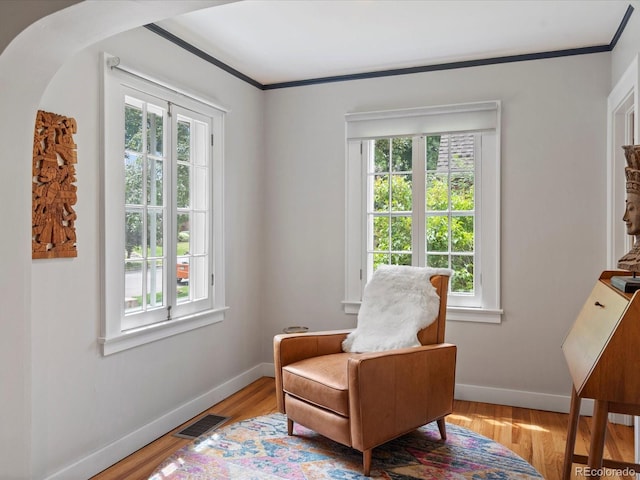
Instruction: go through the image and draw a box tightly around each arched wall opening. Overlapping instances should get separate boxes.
[0,2,231,477]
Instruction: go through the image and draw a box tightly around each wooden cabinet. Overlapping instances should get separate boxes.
[561,271,640,479]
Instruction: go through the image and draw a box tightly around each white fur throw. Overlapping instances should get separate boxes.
[342,266,452,353]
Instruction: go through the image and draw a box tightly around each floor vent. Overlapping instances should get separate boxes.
[174,414,230,440]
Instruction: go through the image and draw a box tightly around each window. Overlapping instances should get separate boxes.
[100,55,227,354]
[345,102,502,323]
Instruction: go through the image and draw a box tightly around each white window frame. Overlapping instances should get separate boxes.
[344,101,503,323]
[99,54,228,355]
[607,54,639,269]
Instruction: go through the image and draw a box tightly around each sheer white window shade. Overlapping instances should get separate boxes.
[345,101,500,139]
[344,101,502,323]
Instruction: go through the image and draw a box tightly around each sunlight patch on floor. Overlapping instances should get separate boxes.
[447,414,471,422]
[515,422,549,432]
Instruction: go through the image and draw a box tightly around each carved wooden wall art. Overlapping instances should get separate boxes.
[32,110,78,259]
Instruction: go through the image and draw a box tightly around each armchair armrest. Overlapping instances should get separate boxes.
[273,329,352,412]
[347,343,457,451]
[274,329,353,367]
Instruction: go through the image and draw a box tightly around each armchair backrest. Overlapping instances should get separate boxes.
[416,274,449,346]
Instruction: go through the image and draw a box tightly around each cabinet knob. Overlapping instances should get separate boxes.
[594,301,605,308]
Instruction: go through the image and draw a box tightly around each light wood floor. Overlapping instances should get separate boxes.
[92,377,636,480]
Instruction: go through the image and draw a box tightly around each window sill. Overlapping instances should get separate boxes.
[98,307,229,355]
[342,301,502,324]
[446,306,503,323]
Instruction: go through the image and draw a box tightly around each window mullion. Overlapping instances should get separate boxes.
[474,132,482,293]
[413,136,426,267]
[167,103,177,313]
[361,140,372,285]
[189,118,196,303]
[447,145,453,269]
[387,141,392,265]
[141,103,149,311]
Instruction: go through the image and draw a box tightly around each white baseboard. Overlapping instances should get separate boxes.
[44,363,272,480]
[456,384,636,425]
[454,383,595,416]
[260,362,275,378]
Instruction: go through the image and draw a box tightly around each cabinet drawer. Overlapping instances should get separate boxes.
[562,281,628,393]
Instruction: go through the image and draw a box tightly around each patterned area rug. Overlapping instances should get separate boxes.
[149,413,543,479]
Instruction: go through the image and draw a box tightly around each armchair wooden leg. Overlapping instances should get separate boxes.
[287,418,294,436]
[437,418,447,440]
[363,449,372,476]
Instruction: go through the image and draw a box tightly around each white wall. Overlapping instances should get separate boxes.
[262,53,610,409]
[30,25,264,480]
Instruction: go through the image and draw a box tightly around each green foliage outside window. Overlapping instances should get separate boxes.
[371,135,476,293]
[124,104,193,259]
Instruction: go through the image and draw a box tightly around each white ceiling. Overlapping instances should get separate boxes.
[156,0,632,86]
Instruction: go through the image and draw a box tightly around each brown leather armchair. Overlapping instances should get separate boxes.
[273,274,456,476]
